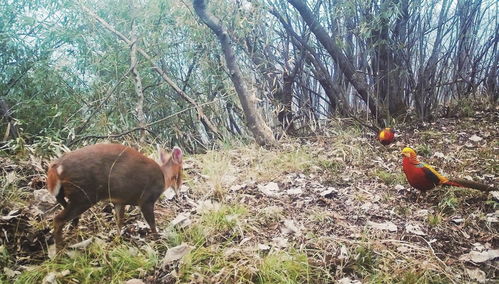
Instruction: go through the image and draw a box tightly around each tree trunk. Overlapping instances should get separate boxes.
[193,0,275,146]
[129,0,146,142]
[486,49,498,102]
[270,9,344,116]
[0,98,18,140]
[287,0,385,122]
[414,0,450,120]
[244,36,295,134]
[368,0,407,117]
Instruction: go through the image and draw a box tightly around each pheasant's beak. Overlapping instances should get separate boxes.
[401,151,411,157]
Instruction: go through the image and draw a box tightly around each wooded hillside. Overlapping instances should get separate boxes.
[0,1,497,283]
[1,0,497,150]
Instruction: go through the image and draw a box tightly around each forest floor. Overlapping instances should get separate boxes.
[0,106,498,283]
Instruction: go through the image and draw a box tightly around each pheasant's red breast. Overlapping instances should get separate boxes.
[402,157,441,191]
[401,147,450,191]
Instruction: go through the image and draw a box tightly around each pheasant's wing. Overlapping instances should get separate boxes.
[416,163,444,185]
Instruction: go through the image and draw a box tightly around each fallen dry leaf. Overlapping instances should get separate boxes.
[161,243,193,266]
[258,244,270,251]
[490,191,499,201]
[286,187,303,195]
[170,212,191,228]
[124,279,145,284]
[163,188,176,200]
[405,223,426,236]
[3,267,21,278]
[337,277,362,284]
[469,135,483,142]
[258,182,280,197]
[433,152,445,158]
[459,249,499,263]
[281,219,302,236]
[42,270,70,284]
[68,238,94,249]
[196,200,221,214]
[465,268,486,283]
[367,221,398,232]
[338,245,349,260]
[272,237,288,248]
[319,187,337,198]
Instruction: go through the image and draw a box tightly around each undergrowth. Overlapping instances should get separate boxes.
[14,242,157,284]
[2,113,497,283]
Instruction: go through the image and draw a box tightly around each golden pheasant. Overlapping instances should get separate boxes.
[401,147,496,192]
[378,128,395,145]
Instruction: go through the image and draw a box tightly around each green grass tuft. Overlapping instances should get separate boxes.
[14,243,157,284]
[257,249,312,283]
[373,170,403,185]
[437,192,460,213]
[427,213,443,227]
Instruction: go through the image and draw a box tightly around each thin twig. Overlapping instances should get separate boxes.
[69,97,226,146]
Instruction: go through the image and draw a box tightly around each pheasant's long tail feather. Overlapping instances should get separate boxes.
[445,178,497,192]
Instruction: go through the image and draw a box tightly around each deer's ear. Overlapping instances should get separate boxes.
[159,149,170,164]
[171,147,183,164]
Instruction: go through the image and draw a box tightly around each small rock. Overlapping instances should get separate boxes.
[416,209,430,217]
[464,142,474,148]
[179,184,189,193]
[360,202,372,210]
[42,270,70,284]
[42,272,57,284]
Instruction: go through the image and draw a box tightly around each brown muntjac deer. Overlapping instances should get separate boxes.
[46,143,183,251]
